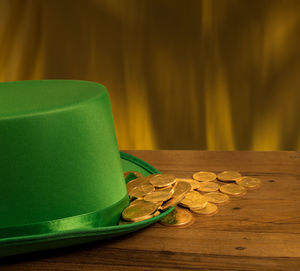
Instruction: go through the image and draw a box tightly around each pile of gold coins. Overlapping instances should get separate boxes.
[120,171,261,227]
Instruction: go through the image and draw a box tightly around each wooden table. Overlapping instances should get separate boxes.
[1,151,300,270]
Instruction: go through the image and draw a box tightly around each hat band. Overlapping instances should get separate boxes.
[0,195,129,240]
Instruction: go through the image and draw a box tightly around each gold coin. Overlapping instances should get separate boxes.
[172,181,192,198]
[128,183,154,198]
[204,192,230,204]
[145,173,161,179]
[153,210,161,216]
[235,176,261,189]
[175,178,201,190]
[126,177,150,192]
[130,214,154,222]
[160,207,194,227]
[140,200,163,210]
[193,171,216,182]
[124,171,143,179]
[149,174,176,188]
[129,199,144,205]
[156,185,174,191]
[219,183,246,196]
[122,200,157,222]
[160,193,186,210]
[144,186,174,202]
[153,201,164,208]
[180,191,208,209]
[190,202,218,216]
[217,171,242,182]
[197,182,219,192]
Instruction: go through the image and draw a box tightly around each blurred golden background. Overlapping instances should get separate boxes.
[0,0,300,150]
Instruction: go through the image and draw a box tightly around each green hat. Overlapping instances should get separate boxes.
[0,80,173,257]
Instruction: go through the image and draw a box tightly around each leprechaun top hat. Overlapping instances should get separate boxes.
[0,80,173,257]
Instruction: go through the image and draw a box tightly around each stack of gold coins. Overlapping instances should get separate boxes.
[119,173,192,225]
[120,170,262,227]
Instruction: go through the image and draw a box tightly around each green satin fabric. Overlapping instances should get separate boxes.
[0,152,173,258]
[0,150,161,240]
[0,151,159,240]
[0,195,129,239]
[0,80,128,228]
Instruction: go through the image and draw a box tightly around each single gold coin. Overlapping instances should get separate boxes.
[142,200,163,210]
[204,192,230,204]
[129,199,144,205]
[144,186,174,202]
[122,200,157,222]
[153,201,164,208]
[180,191,208,209]
[124,171,143,179]
[217,171,242,182]
[160,193,186,210]
[190,202,218,216]
[126,177,150,192]
[219,183,246,196]
[153,210,161,216]
[175,178,201,190]
[145,173,161,179]
[235,176,261,189]
[197,182,219,192]
[149,174,177,188]
[130,214,154,222]
[156,185,174,191]
[128,183,154,198]
[160,207,194,227]
[172,181,192,199]
[193,171,216,182]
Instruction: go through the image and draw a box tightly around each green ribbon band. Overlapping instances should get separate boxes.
[0,195,129,239]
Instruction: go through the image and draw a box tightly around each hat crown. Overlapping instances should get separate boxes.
[0,80,105,117]
[0,80,128,228]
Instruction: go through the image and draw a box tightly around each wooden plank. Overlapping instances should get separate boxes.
[102,227,300,257]
[2,247,300,271]
[1,151,300,270]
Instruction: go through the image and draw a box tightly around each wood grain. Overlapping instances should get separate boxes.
[1,151,300,270]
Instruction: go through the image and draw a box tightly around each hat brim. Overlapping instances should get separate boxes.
[0,152,174,257]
